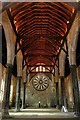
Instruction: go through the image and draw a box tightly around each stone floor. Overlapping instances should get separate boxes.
[1,108,80,120]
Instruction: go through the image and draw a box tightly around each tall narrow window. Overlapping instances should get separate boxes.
[36,67,38,72]
[43,67,46,72]
[39,66,42,72]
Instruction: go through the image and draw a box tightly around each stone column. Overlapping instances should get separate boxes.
[11,76,16,108]
[2,11,16,117]
[70,65,80,115]
[15,76,22,111]
[22,82,26,109]
[59,49,67,112]
[22,66,27,109]
[0,64,2,112]
[55,82,59,108]
[68,50,80,115]
[55,63,59,108]
[15,43,23,111]
[67,12,80,115]
[60,76,66,107]
[2,64,13,116]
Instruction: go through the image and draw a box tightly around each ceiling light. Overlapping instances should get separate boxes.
[10,8,11,12]
[57,49,59,53]
[16,27,18,31]
[72,8,75,13]
[61,40,63,44]
[14,20,17,24]
[67,21,69,24]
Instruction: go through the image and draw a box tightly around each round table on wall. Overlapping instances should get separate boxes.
[32,73,49,91]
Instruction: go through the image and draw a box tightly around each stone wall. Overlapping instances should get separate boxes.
[7,66,80,109]
[21,73,56,108]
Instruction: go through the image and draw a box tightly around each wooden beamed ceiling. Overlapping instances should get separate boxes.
[2,2,77,73]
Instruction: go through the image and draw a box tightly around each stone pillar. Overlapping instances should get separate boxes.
[22,66,27,109]
[55,82,59,108]
[55,63,59,108]
[0,64,2,112]
[2,11,16,65]
[15,43,23,111]
[2,11,16,117]
[58,77,61,108]
[59,49,67,112]
[15,76,22,111]
[60,76,66,107]
[70,65,80,115]
[67,77,73,109]
[68,50,80,115]
[2,64,13,116]
[11,76,16,108]
[22,82,26,109]
[67,12,80,115]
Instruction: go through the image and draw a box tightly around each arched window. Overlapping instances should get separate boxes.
[43,67,46,72]
[39,66,42,72]
[36,67,39,72]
